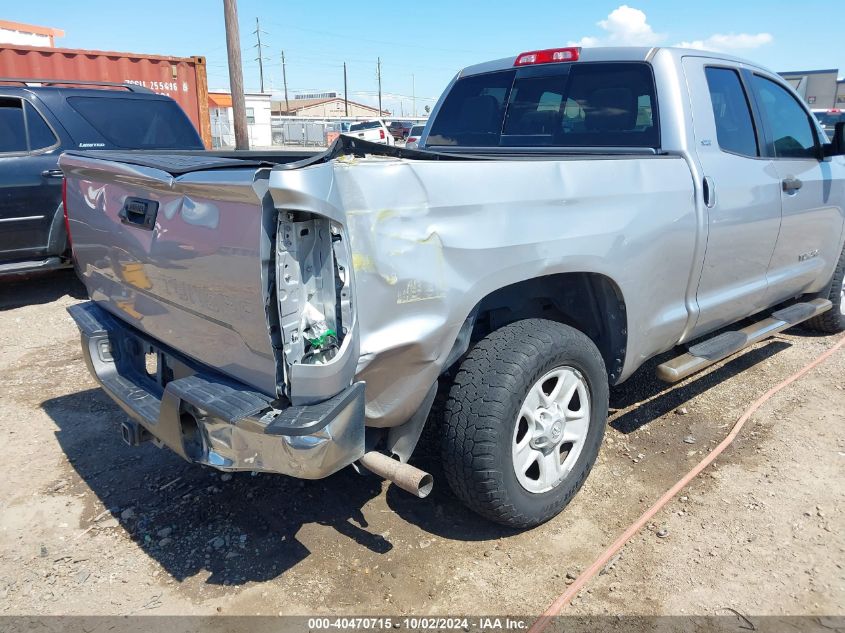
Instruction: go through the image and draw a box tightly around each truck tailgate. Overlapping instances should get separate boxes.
[60,152,279,396]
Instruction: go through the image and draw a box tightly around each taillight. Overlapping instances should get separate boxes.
[380,129,385,139]
[407,137,417,143]
[514,47,580,66]
[61,176,71,247]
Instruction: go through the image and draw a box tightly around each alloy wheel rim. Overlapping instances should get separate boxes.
[512,366,591,494]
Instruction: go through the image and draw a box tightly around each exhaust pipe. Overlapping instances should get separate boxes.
[359,451,433,498]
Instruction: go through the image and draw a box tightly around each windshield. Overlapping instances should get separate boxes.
[67,96,203,149]
[409,125,426,136]
[350,121,381,131]
[427,62,659,149]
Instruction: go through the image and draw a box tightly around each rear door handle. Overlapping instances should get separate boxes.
[703,175,716,208]
[41,169,64,179]
[782,177,803,193]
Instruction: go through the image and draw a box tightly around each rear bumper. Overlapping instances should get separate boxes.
[68,301,365,479]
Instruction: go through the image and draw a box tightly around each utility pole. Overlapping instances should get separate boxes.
[254,17,265,93]
[376,57,382,116]
[343,62,349,116]
[412,73,415,117]
[223,0,249,149]
[281,50,289,113]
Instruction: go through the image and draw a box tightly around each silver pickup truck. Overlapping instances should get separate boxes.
[60,46,845,528]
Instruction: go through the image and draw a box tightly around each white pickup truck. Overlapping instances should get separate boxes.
[60,46,845,528]
[343,119,395,145]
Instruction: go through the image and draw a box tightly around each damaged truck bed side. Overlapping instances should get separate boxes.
[60,46,845,527]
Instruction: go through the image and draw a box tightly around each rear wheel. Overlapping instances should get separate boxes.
[807,245,845,333]
[440,319,608,528]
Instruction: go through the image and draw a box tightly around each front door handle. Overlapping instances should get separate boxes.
[782,177,803,193]
[41,169,64,179]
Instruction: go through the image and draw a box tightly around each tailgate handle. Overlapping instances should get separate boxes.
[119,198,159,230]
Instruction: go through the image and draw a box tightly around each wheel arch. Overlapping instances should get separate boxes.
[443,272,628,384]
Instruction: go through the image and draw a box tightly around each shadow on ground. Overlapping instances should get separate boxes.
[39,324,809,586]
[0,269,86,310]
[608,339,792,434]
[41,388,394,587]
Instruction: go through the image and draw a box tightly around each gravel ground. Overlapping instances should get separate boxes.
[0,270,842,619]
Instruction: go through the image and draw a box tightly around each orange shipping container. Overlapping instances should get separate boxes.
[0,44,211,147]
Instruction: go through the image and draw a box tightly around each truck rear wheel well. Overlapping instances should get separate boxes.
[458,273,627,383]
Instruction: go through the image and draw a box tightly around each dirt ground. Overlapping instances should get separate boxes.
[0,271,843,621]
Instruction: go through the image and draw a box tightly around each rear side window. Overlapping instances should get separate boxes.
[0,98,27,152]
[751,76,817,159]
[67,96,203,149]
[704,67,758,157]
[427,62,658,148]
[426,70,515,146]
[25,102,58,150]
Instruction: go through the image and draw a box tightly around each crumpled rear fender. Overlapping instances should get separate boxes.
[270,154,697,428]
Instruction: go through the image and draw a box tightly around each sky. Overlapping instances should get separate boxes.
[6,1,845,116]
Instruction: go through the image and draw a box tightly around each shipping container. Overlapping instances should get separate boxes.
[0,44,211,147]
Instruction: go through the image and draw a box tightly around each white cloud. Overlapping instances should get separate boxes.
[568,5,773,54]
[569,5,664,47]
[676,32,774,52]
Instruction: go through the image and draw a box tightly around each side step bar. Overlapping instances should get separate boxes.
[656,298,832,383]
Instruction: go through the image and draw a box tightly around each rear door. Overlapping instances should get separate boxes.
[0,96,63,260]
[682,57,783,335]
[748,73,845,305]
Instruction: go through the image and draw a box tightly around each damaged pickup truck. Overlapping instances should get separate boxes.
[61,46,845,528]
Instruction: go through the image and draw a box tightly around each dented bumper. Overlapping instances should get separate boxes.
[68,301,365,479]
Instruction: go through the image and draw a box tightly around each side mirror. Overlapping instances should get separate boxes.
[823,121,845,157]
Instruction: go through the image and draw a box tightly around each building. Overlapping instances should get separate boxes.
[208,91,272,148]
[779,69,845,109]
[272,96,389,118]
[0,20,64,47]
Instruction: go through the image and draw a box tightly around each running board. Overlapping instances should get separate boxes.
[656,298,832,383]
[0,256,68,276]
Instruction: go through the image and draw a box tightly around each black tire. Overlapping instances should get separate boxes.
[440,319,608,528]
[807,245,845,333]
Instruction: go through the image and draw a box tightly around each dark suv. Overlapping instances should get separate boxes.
[0,79,204,276]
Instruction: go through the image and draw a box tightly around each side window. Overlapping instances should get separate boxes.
[704,67,759,157]
[425,70,515,147]
[751,75,817,159]
[0,97,27,153]
[24,102,58,150]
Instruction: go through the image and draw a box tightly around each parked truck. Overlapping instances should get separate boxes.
[60,46,845,528]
